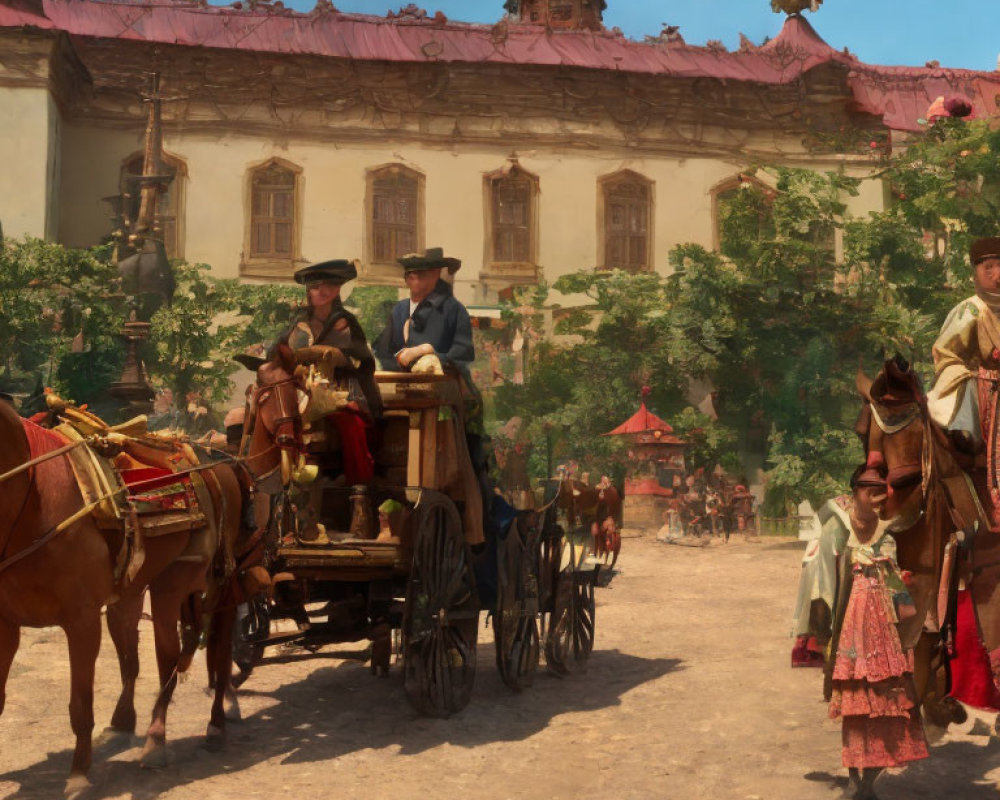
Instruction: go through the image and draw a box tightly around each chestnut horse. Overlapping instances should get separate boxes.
[0,346,302,795]
[0,398,115,797]
[554,477,622,566]
[103,344,304,765]
[856,357,1000,723]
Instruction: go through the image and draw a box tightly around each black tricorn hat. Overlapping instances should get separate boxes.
[294,259,358,285]
[970,237,1000,265]
[397,247,461,274]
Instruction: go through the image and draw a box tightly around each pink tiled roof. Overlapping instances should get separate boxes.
[2,0,999,131]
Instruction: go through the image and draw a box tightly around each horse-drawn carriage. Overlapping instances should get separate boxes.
[239,353,606,715]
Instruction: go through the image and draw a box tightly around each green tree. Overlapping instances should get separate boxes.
[0,237,125,406]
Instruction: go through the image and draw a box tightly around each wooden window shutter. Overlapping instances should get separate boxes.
[604,178,649,272]
[249,163,296,260]
[371,169,419,263]
[491,175,533,264]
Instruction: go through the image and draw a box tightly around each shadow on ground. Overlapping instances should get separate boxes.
[804,736,1000,800]
[1,647,682,800]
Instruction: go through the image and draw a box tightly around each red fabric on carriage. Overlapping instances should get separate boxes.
[331,410,374,485]
[949,589,1000,711]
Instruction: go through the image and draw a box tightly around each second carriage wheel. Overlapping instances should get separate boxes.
[493,516,541,691]
[543,541,598,676]
[402,493,480,717]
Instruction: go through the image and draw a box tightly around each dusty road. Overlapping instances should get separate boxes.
[2,535,998,800]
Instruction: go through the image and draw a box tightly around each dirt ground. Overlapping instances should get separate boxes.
[2,534,999,800]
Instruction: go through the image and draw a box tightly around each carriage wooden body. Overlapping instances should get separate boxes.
[243,370,601,716]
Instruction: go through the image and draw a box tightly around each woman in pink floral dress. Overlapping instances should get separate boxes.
[825,466,928,800]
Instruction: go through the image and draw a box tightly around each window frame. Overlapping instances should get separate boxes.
[597,169,654,273]
[240,157,304,280]
[710,173,776,256]
[482,162,540,285]
[361,163,426,285]
[120,150,187,261]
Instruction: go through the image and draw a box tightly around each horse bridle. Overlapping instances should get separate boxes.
[239,374,305,484]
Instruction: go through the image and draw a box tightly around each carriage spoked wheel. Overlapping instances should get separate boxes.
[493,516,541,691]
[543,538,598,676]
[402,493,480,717]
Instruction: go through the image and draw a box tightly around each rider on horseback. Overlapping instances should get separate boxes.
[927,236,1000,528]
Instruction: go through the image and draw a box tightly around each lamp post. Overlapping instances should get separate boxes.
[106,72,175,414]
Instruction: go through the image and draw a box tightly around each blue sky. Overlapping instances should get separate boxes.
[279,0,1000,71]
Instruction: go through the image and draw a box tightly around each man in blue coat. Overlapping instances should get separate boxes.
[374,247,474,374]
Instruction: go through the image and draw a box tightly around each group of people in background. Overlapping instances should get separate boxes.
[663,472,756,541]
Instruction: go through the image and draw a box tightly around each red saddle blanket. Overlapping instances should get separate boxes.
[119,467,199,514]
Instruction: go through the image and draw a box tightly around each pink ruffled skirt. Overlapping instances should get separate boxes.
[829,569,929,769]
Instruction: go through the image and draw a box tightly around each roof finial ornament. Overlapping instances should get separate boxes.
[770,0,822,13]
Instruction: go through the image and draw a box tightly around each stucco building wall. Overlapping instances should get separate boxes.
[55,120,887,303]
[1,85,60,240]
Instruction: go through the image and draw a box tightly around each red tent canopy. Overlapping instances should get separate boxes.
[604,402,684,443]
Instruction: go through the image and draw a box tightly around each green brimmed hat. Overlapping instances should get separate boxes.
[397,247,461,275]
[294,259,358,285]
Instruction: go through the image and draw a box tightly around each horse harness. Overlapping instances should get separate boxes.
[0,378,302,579]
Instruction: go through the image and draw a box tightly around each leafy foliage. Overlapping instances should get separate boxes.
[495,123,994,509]
[0,237,124,407]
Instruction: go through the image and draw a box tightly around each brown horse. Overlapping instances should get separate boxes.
[857,357,1000,723]
[554,476,622,565]
[103,344,304,764]
[0,399,116,798]
[0,346,302,794]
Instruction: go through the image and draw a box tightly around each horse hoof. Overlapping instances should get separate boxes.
[139,740,169,769]
[224,696,242,723]
[65,774,90,800]
[204,725,226,752]
[96,726,135,747]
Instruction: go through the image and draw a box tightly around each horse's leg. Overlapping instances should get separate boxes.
[105,592,143,735]
[205,604,236,749]
[140,563,204,768]
[63,609,101,798]
[911,632,935,707]
[0,617,19,718]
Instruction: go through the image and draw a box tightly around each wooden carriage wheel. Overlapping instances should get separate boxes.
[540,498,599,676]
[543,548,597,676]
[402,493,480,717]
[493,516,541,691]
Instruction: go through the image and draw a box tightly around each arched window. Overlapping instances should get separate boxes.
[600,170,653,272]
[120,152,186,259]
[240,158,303,278]
[484,162,539,281]
[712,174,776,261]
[249,161,297,260]
[712,174,835,262]
[367,164,424,265]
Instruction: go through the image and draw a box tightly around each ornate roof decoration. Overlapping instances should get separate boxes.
[504,0,605,32]
[1,0,996,133]
[771,0,822,13]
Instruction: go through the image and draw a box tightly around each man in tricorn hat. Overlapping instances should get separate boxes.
[374,247,473,375]
[274,259,382,485]
[927,236,1000,524]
